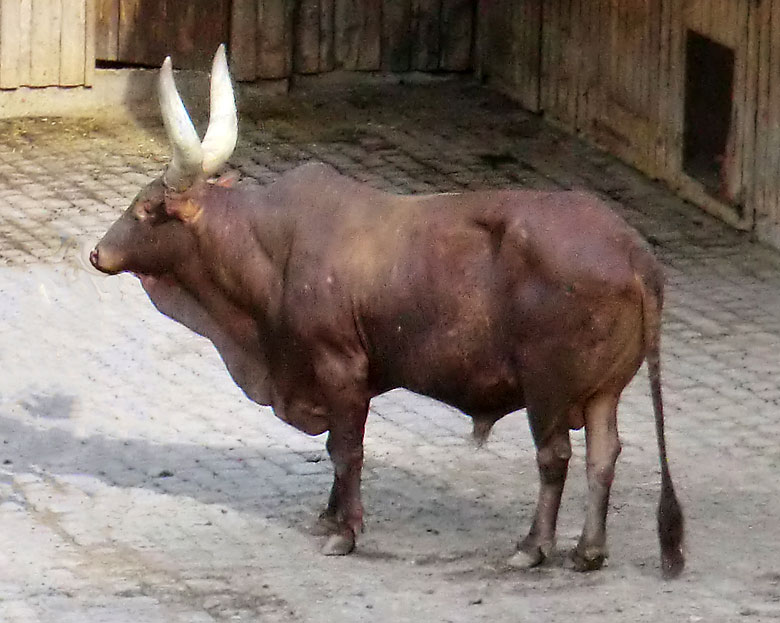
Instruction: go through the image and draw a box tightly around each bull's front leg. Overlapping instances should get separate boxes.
[318,409,368,556]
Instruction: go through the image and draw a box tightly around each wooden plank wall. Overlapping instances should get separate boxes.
[0,0,94,88]
[487,0,768,233]
[231,0,477,80]
[753,0,780,243]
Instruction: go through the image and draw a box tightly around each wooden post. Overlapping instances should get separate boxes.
[295,0,321,74]
[319,0,335,71]
[95,0,119,61]
[30,0,62,86]
[335,0,381,70]
[257,0,294,78]
[60,0,87,86]
[440,0,473,71]
[0,0,22,88]
[412,0,440,70]
[382,0,413,72]
[230,0,258,81]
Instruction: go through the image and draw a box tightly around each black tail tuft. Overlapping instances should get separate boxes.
[658,478,685,579]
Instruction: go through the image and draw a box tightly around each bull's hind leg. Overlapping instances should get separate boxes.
[508,425,572,568]
[319,409,368,556]
[572,393,621,571]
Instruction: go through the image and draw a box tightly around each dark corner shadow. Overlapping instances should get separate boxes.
[0,412,528,549]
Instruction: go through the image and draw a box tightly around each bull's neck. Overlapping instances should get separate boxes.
[176,184,287,316]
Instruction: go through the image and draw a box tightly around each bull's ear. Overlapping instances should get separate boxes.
[211,169,240,188]
[165,197,203,223]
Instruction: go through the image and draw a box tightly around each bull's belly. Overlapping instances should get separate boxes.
[377,356,526,419]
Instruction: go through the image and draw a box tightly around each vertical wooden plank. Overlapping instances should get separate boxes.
[60,0,86,85]
[382,0,413,71]
[440,0,473,71]
[517,0,528,98]
[0,0,21,88]
[656,0,669,176]
[230,0,258,81]
[520,0,543,111]
[557,0,571,125]
[257,0,294,78]
[295,0,321,73]
[84,0,95,85]
[725,1,747,207]
[30,0,62,86]
[335,0,381,70]
[18,0,33,85]
[412,0,440,70]
[754,0,772,228]
[320,0,335,71]
[95,0,118,61]
[570,0,581,126]
[576,0,591,130]
[667,0,685,180]
[540,0,557,113]
[741,0,759,223]
[768,0,780,232]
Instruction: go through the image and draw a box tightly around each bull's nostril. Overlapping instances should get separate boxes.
[89,248,99,268]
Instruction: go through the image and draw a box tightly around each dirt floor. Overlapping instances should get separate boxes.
[1,79,780,622]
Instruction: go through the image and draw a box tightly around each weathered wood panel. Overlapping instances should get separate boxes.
[0,0,22,88]
[756,0,780,238]
[30,0,62,86]
[440,0,473,71]
[319,0,335,71]
[382,0,412,71]
[60,0,87,85]
[230,0,257,81]
[412,0,440,70]
[754,0,773,234]
[335,0,381,70]
[257,0,294,78]
[295,0,320,74]
[96,0,119,61]
[84,0,95,85]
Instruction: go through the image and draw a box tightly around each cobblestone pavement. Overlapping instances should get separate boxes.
[1,81,780,622]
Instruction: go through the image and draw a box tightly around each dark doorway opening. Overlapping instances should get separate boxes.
[683,30,735,202]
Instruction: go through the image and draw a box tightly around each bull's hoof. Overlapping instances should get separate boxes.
[310,512,340,536]
[507,544,552,569]
[321,532,355,556]
[571,546,606,572]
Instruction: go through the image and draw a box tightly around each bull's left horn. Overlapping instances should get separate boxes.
[158,56,204,191]
[200,44,238,177]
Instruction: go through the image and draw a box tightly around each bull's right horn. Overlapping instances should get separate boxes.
[200,44,238,177]
[158,56,204,192]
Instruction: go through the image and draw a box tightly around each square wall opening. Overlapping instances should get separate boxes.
[683,30,735,200]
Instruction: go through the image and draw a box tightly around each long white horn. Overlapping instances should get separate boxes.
[158,56,203,191]
[201,44,238,176]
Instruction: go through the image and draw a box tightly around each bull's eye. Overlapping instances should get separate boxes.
[134,202,155,221]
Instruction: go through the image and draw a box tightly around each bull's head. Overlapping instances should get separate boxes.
[90,44,238,276]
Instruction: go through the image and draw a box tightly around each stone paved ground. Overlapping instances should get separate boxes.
[1,81,780,622]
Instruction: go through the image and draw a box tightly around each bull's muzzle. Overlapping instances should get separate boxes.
[89,246,120,275]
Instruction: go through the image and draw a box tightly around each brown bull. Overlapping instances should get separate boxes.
[90,46,684,577]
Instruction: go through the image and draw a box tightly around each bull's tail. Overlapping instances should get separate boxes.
[640,270,685,579]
